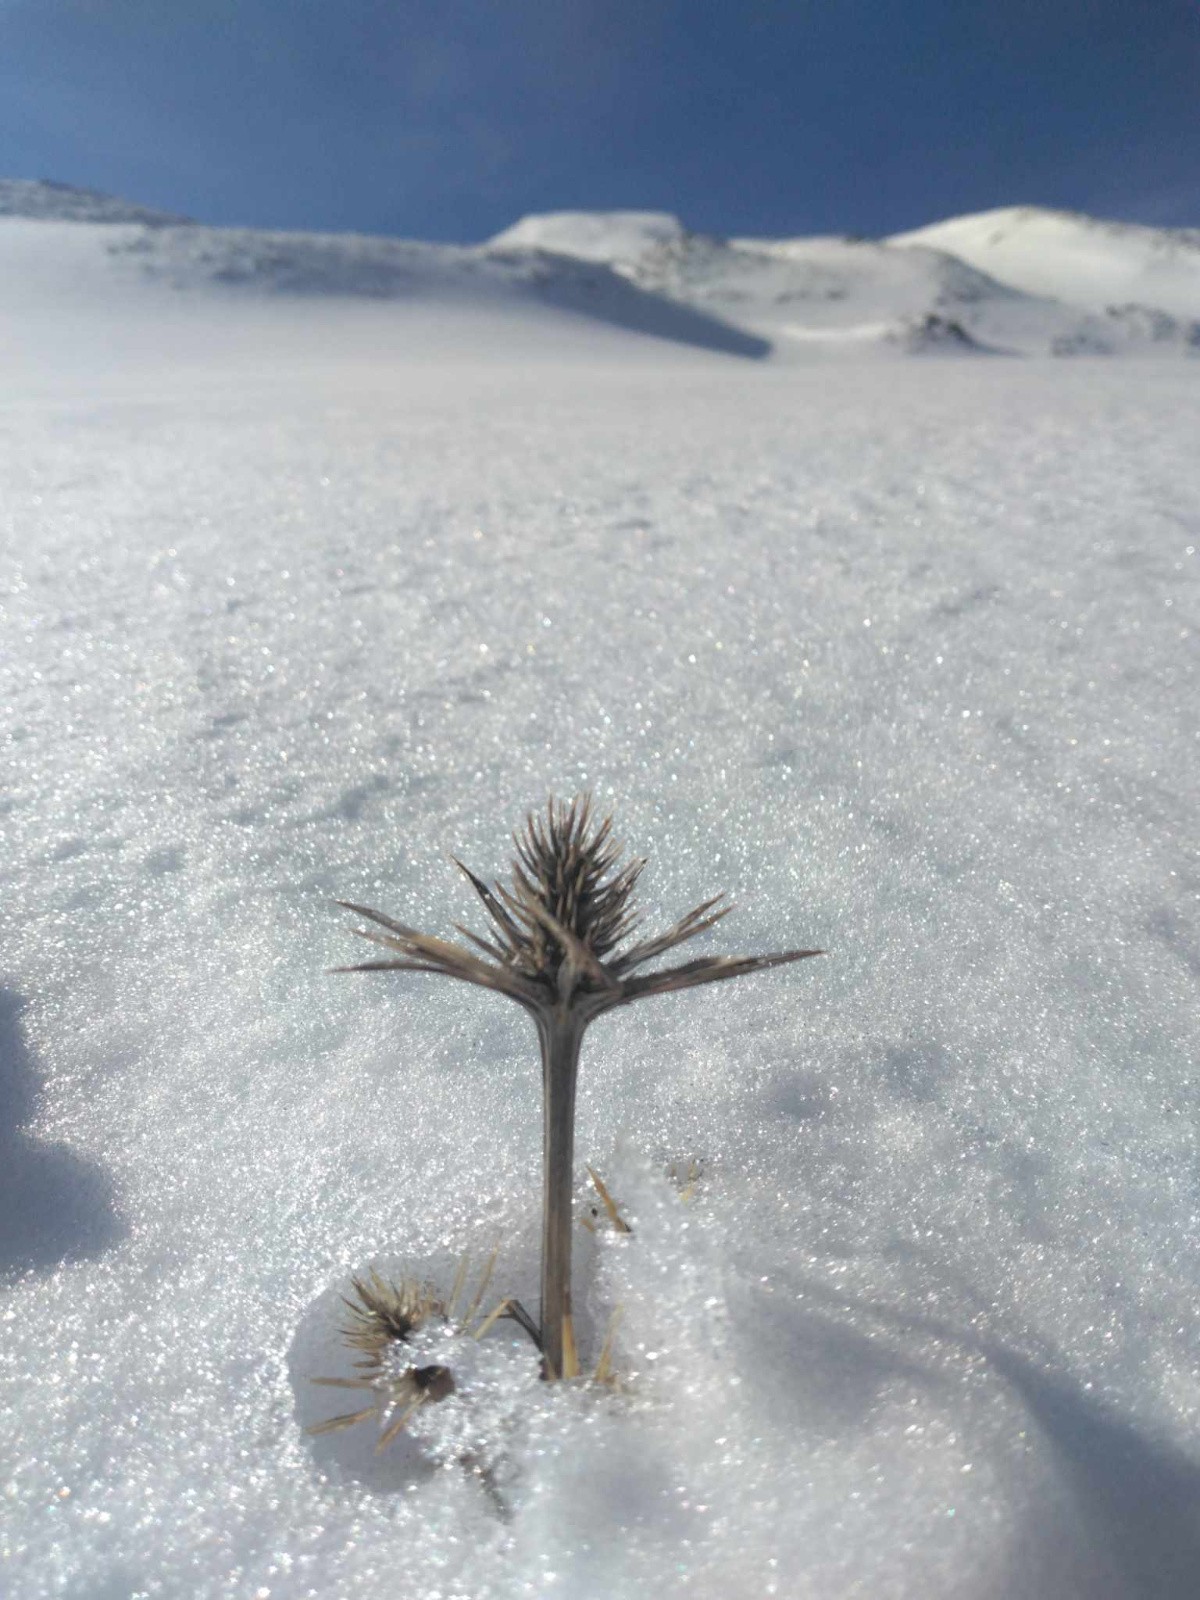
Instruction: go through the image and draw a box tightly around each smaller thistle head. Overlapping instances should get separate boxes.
[339,1270,447,1365]
[310,1271,457,1448]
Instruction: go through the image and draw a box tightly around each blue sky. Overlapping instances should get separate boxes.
[2,0,1198,240]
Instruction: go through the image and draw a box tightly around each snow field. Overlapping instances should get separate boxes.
[1,269,1199,1598]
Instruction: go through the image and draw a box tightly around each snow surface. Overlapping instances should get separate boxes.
[2,196,1200,1599]
[0,215,768,374]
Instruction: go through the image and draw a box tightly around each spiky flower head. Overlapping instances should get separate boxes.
[337,793,821,1019]
[503,795,644,974]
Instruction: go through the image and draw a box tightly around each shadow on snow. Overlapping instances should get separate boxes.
[0,987,125,1277]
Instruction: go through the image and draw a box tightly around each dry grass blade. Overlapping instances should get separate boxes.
[593,1307,623,1386]
[461,1244,500,1331]
[446,1254,471,1319]
[471,1297,514,1341]
[587,1167,632,1233]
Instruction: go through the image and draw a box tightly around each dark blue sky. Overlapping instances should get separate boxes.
[3,0,1198,241]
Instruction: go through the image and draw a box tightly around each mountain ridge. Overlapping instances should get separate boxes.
[4,179,1199,359]
[0,177,190,226]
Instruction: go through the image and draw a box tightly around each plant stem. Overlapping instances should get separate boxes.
[537,1010,584,1379]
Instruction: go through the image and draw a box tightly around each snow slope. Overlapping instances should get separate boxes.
[2,184,1200,1600]
[491,208,1200,357]
[0,187,768,366]
[890,206,1200,321]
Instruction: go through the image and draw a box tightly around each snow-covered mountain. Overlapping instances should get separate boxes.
[0,189,768,365]
[488,207,1200,357]
[4,180,1200,359]
[606,227,1029,353]
[890,205,1200,320]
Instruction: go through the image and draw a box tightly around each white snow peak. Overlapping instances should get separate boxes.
[890,204,1200,320]
[486,209,688,267]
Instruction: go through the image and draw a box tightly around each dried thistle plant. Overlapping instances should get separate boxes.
[311,1253,542,1452]
[337,795,822,1381]
[310,1270,457,1451]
